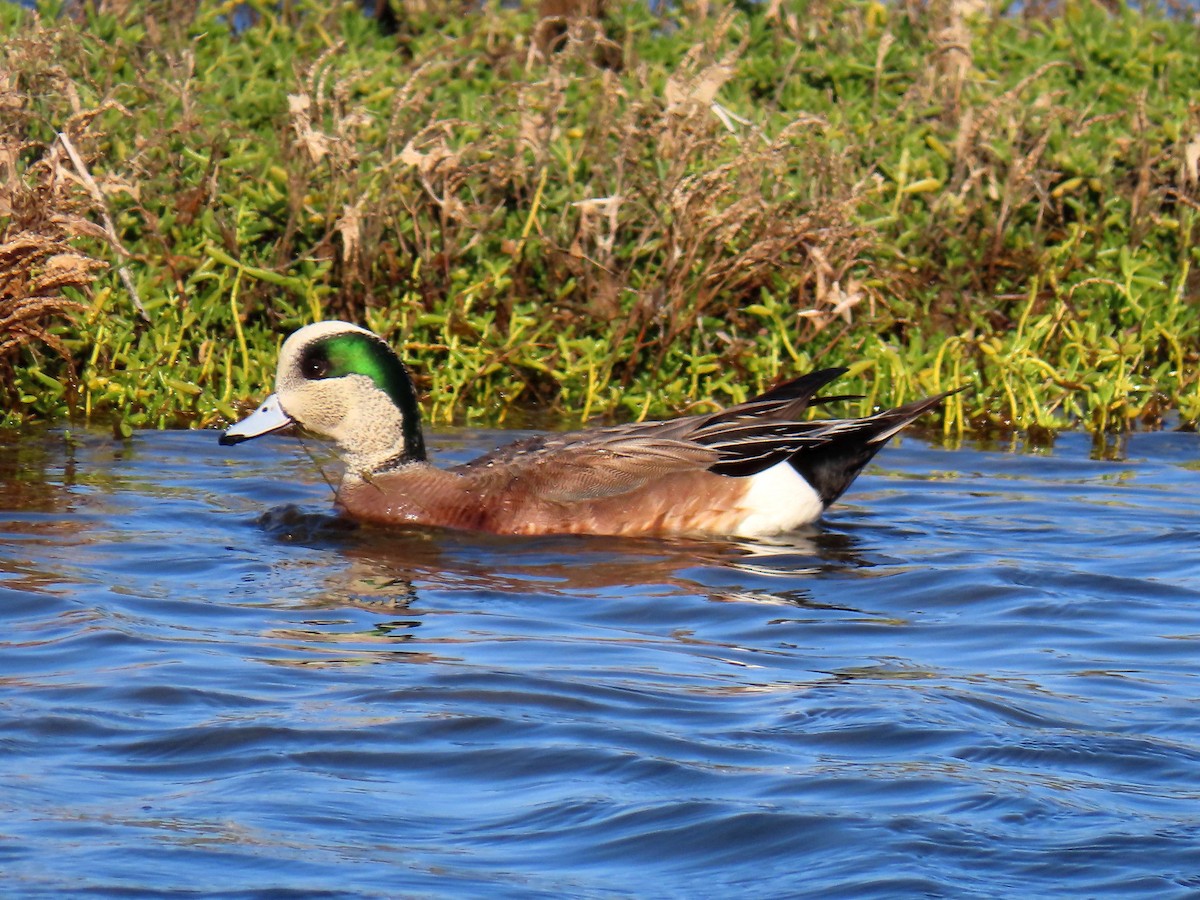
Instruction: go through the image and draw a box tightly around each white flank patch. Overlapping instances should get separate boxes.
[735,461,825,536]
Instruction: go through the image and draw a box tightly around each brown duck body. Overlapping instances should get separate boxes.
[219,321,958,539]
[337,464,758,536]
[333,384,954,537]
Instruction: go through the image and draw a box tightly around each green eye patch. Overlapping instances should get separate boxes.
[300,332,426,462]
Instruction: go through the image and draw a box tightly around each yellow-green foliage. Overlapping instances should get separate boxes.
[1,0,1198,434]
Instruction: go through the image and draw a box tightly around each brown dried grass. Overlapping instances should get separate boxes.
[279,9,871,389]
[0,29,111,408]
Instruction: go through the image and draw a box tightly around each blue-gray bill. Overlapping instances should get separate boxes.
[219,394,293,446]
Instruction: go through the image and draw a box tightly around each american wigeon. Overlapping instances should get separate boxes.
[220,321,956,537]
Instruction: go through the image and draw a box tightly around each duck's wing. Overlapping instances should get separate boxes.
[700,367,852,425]
[455,429,721,503]
[451,393,841,505]
[449,369,862,504]
[697,382,962,479]
[451,374,956,507]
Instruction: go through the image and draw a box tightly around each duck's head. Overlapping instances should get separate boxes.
[219,321,426,475]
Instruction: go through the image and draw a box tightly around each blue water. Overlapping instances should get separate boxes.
[3,426,1200,897]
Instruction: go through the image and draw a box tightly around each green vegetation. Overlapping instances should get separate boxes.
[2,0,1199,437]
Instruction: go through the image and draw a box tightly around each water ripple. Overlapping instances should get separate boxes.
[1,426,1199,896]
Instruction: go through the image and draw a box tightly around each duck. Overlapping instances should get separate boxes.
[220,320,957,538]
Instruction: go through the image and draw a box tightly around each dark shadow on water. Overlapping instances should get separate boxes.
[258,503,362,543]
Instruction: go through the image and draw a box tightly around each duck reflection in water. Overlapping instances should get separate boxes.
[256,502,874,626]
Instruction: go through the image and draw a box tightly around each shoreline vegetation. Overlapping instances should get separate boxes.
[2,0,1199,440]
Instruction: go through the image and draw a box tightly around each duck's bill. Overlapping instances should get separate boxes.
[219,394,294,446]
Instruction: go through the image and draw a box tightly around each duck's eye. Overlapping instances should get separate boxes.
[302,354,331,379]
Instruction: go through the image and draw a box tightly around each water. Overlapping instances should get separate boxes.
[2,425,1200,897]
